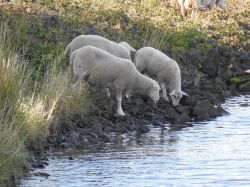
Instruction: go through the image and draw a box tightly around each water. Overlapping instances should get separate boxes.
[20,95,250,187]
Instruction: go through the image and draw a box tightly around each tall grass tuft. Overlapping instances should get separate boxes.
[0,20,90,184]
[0,37,28,184]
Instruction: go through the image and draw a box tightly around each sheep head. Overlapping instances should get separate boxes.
[170,90,188,106]
[119,42,136,53]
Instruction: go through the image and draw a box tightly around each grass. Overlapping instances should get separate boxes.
[0,21,90,185]
[0,0,249,71]
[0,0,249,184]
[230,77,250,85]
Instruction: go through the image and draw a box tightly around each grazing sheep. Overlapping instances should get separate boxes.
[171,0,226,19]
[65,35,136,60]
[70,46,160,116]
[134,47,187,106]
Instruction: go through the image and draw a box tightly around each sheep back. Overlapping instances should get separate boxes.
[72,46,137,90]
[67,35,131,59]
[135,47,181,89]
[135,47,180,77]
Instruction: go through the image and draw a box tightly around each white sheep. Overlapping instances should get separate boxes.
[65,35,136,60]
[134,47,187,106]
[70,46,160,116]
[171,0,226,19]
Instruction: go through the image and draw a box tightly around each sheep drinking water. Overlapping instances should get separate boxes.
[134,47,187,106]
[70,46,160,116]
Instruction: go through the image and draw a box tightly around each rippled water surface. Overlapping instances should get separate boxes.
[21,95,250,187]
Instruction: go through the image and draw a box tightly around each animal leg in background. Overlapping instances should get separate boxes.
[180,1,186,19]
[191,0,199,19]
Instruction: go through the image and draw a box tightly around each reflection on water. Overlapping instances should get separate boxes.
[21,95,250,187]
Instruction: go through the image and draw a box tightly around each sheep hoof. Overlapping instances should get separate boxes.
[116,111,126,116]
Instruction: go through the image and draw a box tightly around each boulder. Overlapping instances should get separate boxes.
[152,120,163,127]
[201,47,221,77]
[193,100,211,120]
[240,51,250,65]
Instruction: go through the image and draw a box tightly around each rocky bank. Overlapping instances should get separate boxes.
[25,46,250,173]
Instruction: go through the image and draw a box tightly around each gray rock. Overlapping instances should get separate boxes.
[144,112,155,120]
[43,14,59,25]
[33,172,50,177]
[131,106,140,116]
[100,133,110,143]
[87,132,99,139]
[66,132,80,144]
[152,120,163,127]
[60,142,70,149]
[193,100,211,120]
[180,95,197,106]
[201,47,221,77]
[203,91,218,103]
[91,123,103,136]
[165,107,181,121]
[240,52,250,65]
[115,122,129,133]
[178,113,191,122]
[103,126,114,133]
[174,105,190,115]
[229,84,238,95]
[222,90,231,98]
[209,105,220,118]
[79,134,89,144]
[86,135,99,144]
[87,24,97,35]
[136,125,150,134]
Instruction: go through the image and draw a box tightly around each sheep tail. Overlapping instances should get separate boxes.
[64,43,70,56]
[70,51,77,66]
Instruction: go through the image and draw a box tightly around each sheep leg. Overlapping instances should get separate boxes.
[191,8,198,19]
[160,82,169,102]
[116,89,125,116]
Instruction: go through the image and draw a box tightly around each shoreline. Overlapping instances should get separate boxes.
[26,46,250,176]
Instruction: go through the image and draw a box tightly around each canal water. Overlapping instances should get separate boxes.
[20,95,250,187]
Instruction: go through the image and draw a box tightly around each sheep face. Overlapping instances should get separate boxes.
[119,42,136,53]
[170,90,188,106]
[148,81,160,104]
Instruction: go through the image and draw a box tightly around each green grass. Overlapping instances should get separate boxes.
[230,77,250,85]
[1,0,249,72]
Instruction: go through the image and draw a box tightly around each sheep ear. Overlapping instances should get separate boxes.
[130,46,136,52]
[181,90,189,97]
[154,84,160,90]
[170,90,175,96]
